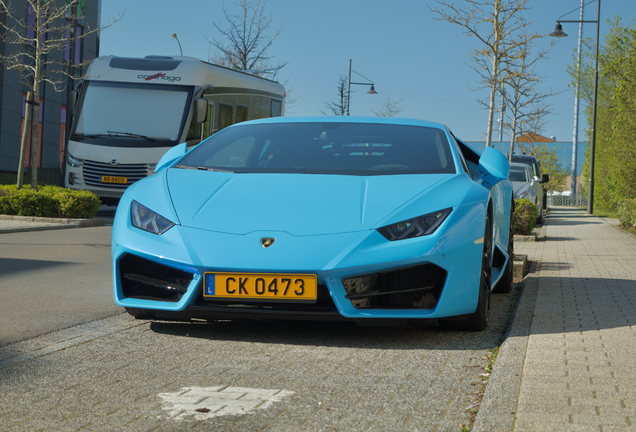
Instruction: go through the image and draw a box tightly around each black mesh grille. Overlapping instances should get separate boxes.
[120,254,194,302]
[343,264,447,309]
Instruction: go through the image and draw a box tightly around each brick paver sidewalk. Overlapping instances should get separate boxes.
[477,207,636,432]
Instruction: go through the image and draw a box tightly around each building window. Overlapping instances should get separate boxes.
[75,25,82,64]
[64,20,71,61]
[60,106,67,168]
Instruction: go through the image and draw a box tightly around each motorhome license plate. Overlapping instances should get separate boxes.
[101,175,127,184]
[203,272,317,300]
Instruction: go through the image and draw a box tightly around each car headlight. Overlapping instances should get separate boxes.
[515,191,530,199]
[130,200,175,235]
[377,208,452,241]
[67,153,84,167]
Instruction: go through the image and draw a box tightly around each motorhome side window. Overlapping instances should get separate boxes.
[271,99,282,117]
[219,103,233,131]
[236,105,248,124]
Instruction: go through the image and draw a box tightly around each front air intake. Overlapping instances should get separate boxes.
[342,264,447,309]
[119,254,194,302]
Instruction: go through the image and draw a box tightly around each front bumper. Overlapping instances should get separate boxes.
[112,201,486,321]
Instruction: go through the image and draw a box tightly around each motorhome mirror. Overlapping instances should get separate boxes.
[69,91,78,116]
[195,98,207,124]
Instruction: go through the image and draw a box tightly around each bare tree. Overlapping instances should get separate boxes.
[323,75,349,116]
[373,93,404,118]
[0,0,122,189]
[502,27,557,159]
[208,0,287,79]
[430,0,541,147]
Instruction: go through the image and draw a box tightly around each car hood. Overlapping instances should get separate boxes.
[166,169,449,236]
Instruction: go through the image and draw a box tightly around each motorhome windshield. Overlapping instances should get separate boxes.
[71,81,193,144]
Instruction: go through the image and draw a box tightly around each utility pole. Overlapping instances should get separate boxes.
[571,0,584,196]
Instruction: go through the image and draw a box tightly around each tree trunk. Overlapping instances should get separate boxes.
[509,110,518,161]
[486,63,498,148]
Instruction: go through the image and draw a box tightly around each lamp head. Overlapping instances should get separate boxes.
[172,33,178,39]
[549,23,568,38]
[367,85,378,95]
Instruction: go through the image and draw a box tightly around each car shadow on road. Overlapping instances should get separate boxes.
[147,288,517,351]
[0,257,78,277]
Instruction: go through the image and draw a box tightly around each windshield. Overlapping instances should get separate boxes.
[509,166,529,182]
[177,122,456,176]
[71,81,193,142]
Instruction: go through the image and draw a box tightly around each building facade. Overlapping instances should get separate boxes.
[0,0,100,183]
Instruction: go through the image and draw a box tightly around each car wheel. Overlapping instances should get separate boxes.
[125,307,156,319]
[493,201,514,294]
[440,212,492,331]
[536,203,544,225]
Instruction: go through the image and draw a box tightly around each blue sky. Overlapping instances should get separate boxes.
[98,0,636,143]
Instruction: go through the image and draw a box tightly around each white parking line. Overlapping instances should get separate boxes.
[158,386,295,420]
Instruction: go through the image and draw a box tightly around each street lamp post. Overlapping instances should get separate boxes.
[347,59,378,116]
[550,0,601,215]
[172,33,183,56]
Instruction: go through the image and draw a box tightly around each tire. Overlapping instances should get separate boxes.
[493,201,514,294]
[440,212,492,331]
[125,307,156,319]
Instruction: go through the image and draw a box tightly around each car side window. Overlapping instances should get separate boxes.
[448,134,472,178]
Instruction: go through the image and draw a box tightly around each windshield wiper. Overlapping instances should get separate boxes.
[196,166,235,173]
[106,131,156,141]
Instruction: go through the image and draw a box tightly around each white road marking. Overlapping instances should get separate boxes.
[157,386,295,420]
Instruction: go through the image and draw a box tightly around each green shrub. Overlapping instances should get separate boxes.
[618,198,636,228]
[513,198,537,235]
[55,189,102,218]
[0,185,101,219]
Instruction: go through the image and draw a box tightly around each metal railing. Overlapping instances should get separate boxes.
[547,192,588,207]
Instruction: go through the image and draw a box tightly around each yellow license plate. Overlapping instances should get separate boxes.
[101,175,127,184]
[203,272,317,300]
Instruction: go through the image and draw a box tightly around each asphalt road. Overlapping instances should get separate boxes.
[0,225,123,346]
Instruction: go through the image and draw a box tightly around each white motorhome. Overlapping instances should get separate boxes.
[65,55,286,205]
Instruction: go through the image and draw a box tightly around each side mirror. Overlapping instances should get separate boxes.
[195,98,208,124]
[69,90,78,116]
[156,142,187,172]
[478,147,509,184]
[541,174,550,183]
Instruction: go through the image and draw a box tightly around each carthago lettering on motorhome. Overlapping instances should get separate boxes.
[138,73,182,82]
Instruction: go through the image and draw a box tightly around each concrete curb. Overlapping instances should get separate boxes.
[0,214,105,234]
[473,218,548,431]
[0,214,105,227]
[473,261,539,432]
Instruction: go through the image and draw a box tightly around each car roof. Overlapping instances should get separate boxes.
[229,116,450,131]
